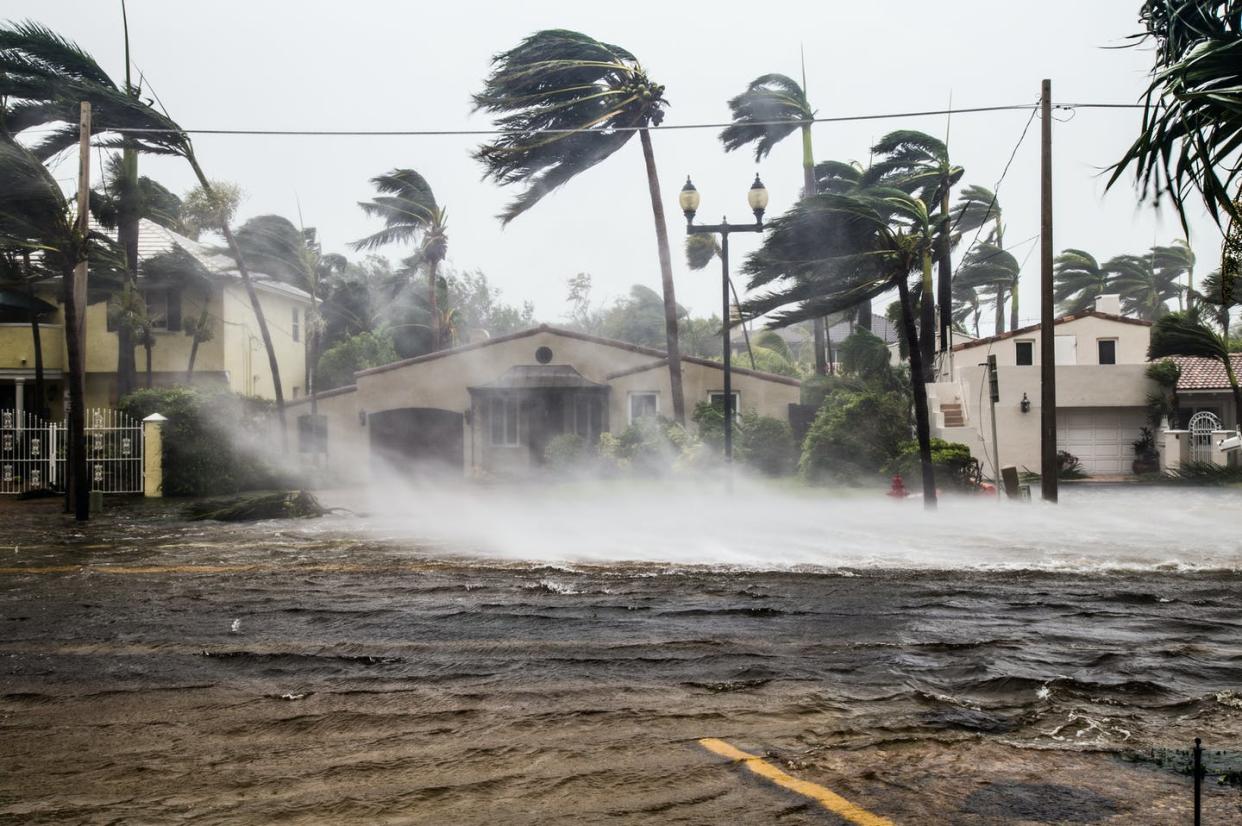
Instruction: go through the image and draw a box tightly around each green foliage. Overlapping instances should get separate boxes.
[1146,358,1182,427]
[799,383,911,483]
[838,329,891,379]
[119,387,292,497]
[720,73,812,161]
[750,345,800,377]
[598,418,700,476]
[691,401,726,450]
[736,412,796,476]
[181,183,241,240]
[887,438,982,491]
[1160,462,1242,486]
[315,330,398,390]
[445,268,536,338]
[685,234,719,270]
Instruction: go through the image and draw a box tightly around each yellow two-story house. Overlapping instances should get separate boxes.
[0,218,311,416]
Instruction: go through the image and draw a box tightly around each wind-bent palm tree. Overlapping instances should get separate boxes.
[740,188,941,507]
[0,134,124,518]
[351,170,447,350]
[1109,1,1242,228]
[814,160,872,331]
[720,71,831,372]
[865,130,963,363]
[952,185,1013,331]
[0,20,292,442]
[1107,253,1182,320]
[1054,249,1112,315]
[957,242,1021,334]
[1151,239,1196,311]
[472,29,687,423]
[238,215,347,416]
[951,278,984,338]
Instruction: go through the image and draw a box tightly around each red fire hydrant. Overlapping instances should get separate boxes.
[887,474,909,498]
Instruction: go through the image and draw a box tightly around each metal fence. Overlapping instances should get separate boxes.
[0,408,143,495]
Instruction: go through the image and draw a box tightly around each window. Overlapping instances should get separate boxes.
[628,392,659,423]
[1097,339,1117,365]
[574,396,602,439]
[109,289,181,332]
[708,391,740,418]
[291,307,300,342]
[489,397,520,446]
[1015,340,1034,366]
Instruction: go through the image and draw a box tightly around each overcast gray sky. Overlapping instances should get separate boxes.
[13,1,1228,332]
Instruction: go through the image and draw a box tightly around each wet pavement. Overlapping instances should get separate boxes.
[2,492,1241,823]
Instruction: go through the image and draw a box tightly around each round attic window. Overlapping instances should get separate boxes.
[535,346,554,364]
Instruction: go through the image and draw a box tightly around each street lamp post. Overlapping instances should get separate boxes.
[679,174,769,466]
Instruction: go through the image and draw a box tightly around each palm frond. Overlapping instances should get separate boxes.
[719,73,811,161]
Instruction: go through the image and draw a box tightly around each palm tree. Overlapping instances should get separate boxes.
[1108,1,1242,228]
[957,242,1021,334]
[351,170,447,350]
[0,20,291,442]
[951,278,984,338]
[1151,239,1196,311]
[740,188,941,507]
[720,71,830,373]
[237,215,347,416]
[472,29,687,424]
[814,160,871,332]
[952,185,1013,331]
[865,130,964,367]
[0,134,123,518]
[1106,253,1182,320]
[1054,249,1112,315]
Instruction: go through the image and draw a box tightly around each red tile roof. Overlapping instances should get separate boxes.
[1171,354,1242,391]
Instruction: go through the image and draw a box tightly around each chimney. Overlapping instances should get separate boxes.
[1093,294,1121,316]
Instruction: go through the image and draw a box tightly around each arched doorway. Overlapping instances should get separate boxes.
[368,408,464,478]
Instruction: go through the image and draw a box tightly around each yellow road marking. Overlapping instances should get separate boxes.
[699,738,896,826]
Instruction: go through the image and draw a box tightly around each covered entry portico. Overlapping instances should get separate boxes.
[468,364,609,474]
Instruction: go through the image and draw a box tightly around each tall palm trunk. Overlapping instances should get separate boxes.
[994,285,1007,335]
[919,248,936,381]
[638,127,685,425]
[185,306,208,382]
[1009,278,1020,332]
[937,187,952,352]
[897,274,937,509]
[801,124,829,375]
[143,333,152,388]
[187,154,287,449]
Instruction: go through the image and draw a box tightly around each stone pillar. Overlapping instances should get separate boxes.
[13,378,24,415]
[142,413,166,498]
[1159,429,1188,473]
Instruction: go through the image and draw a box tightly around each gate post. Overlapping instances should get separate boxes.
[142,413,166,498]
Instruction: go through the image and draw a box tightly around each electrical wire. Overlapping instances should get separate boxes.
[97,101,1140,138]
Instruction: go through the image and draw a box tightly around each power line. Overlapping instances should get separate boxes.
[98,101,1140,138]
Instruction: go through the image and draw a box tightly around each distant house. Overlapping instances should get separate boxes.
[289,325,801,481]
[1170,353,1241,428]
[0,218,311,414]
[928,295,1157,477]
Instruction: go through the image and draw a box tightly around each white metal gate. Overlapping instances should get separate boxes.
[0,408,144,495]
[1189,411,1222,464]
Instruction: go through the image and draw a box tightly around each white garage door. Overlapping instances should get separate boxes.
[1056,407,1147,475]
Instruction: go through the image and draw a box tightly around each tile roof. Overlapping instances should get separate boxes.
[1171,354,1242,391]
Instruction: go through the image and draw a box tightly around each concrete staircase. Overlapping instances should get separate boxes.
[940,401,966,428]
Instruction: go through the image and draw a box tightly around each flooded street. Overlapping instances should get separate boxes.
[3,486,1242,823]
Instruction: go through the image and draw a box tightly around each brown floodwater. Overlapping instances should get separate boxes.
[2,491,1241,824]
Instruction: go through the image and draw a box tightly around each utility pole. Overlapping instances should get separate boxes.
[64,101,92,521]
[1039,79,1058,503]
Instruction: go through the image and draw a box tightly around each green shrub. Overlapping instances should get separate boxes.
[120,387,293,497]
[691,400,726,450]
[736,412,796,476]
[799,386,911,483]
[597,417,701,476]
[543,433,588,469]
[887,438,982,491]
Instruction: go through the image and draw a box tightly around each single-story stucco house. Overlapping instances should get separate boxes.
[288,325,801,482]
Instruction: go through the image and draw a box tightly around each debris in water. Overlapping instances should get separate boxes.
[229,619,241,633]
[185,491,329,522]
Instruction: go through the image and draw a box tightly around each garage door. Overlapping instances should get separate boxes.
[1056,407,1146,475]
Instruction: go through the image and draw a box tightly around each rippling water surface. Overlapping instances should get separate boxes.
[2,484,1241,823]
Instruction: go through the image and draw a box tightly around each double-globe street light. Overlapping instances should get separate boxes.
[679,174,769,466]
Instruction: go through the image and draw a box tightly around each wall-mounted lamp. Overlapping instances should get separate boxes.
[358,409,368,426]
[1020,393,1031,414]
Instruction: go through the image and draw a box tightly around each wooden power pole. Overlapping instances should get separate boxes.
[1039,79,1058,503]
[64,101,92,521]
